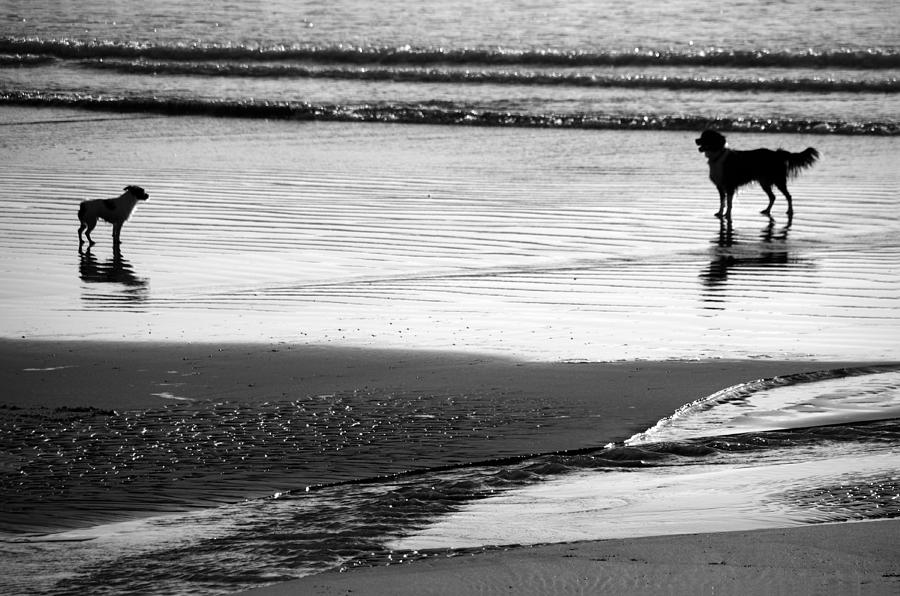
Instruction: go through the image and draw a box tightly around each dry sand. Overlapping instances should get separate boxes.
[3,338,897,594]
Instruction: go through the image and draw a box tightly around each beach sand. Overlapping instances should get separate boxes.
[4,338,897,594]
[1,338,879,452]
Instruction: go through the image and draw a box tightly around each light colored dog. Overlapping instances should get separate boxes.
[78,185,149,246]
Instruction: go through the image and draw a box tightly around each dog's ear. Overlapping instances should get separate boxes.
[123,185,146,196]
[701,130,726,148]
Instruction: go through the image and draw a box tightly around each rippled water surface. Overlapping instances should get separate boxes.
[5,0,897,49]
[0,112,897,361]
[2,0,899,133]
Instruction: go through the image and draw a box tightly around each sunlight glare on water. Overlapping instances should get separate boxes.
[0,115,898,361]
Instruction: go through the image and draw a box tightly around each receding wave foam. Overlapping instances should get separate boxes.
[626,365,900,445]
[3,38,899,69]
[392,367,900,551]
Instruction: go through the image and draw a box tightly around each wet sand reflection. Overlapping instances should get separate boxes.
[700,215,810,307]
[78,247,149,306]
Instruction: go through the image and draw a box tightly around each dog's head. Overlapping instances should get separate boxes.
[695,130,727,153]
[124,185,149,201]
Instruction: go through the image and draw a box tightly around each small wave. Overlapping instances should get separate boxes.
[79,59,900,93]
[2,37,899,69]
[627,365,900,445]
[2,90,897,135]
[0,53,55,67]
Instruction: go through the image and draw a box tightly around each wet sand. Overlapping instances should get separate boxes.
[4,338,898,595]
[242,520,900,596]
[1,338,879,452]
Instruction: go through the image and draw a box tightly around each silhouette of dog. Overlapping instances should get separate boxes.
[78,185,149,246]
[695,130,818,219]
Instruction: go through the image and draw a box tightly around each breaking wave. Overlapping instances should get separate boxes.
[2,90,897,135]
[70,59,900,94]
[626,365,900,446]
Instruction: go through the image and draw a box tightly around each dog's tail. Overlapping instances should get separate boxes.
[783,147,820,177]
[77,202,86,221]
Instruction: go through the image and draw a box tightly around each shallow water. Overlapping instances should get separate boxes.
[0,110,898,361]
[0,388,580,534]
[393,368,900,550]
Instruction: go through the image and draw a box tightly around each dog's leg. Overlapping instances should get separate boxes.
[84,219,97,246]
[724,190,735,220]
[78,203,88,245]
[715,187,727,218]
[112,222,123,246]
[760,184,777,216]
[774,181,794,215]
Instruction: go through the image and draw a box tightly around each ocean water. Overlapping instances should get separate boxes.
[1,1,899,595]
[0,0,898,132]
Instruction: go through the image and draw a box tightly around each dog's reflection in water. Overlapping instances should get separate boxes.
[78,247,149,305]
[701,215,797,294]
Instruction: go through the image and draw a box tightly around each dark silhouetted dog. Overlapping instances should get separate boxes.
[695,130,818,219]
[78,185,149,246]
